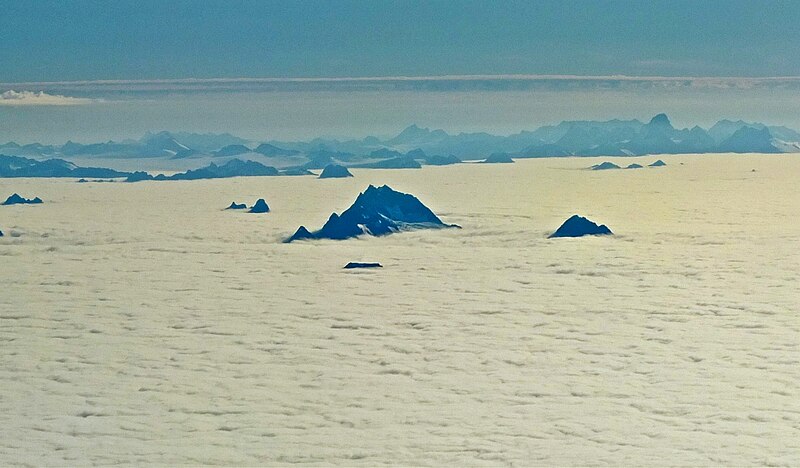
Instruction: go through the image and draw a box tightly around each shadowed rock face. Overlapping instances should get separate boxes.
[591,161,621,170]
[3,193,43,205]
[718,126,780,153]
[287,184,457,242]
[319,164,353,179]
[626,163,643,169]
[344,262,383,269]
[649,159,667,167]
[549,215,612,238]
[0,229,3,237]
[226,202,247,210]
[249,199,270,213]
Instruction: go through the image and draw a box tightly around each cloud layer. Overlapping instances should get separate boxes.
[0,90,93,106]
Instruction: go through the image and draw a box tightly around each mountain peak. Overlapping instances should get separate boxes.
[647,113,672,128]
[389,124,449,144]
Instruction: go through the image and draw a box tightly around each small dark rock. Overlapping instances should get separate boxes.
[649,160,667,167]
[227,202,247,210]
[344,262,383,269]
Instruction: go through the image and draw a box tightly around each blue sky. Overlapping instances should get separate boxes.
[2,0,800,82]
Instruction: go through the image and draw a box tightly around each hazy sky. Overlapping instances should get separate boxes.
[3,1,800,143]
[2,0,800,82]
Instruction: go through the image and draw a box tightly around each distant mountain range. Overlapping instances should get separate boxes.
[0,154,130,178]
[1,115,799,170]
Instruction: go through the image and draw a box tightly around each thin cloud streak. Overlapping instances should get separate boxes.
[0,90,94,106]
[4,75,800,98]
[5,74,800,87]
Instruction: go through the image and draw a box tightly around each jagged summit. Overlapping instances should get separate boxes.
[3,193,43,205]
[286,185,457,242]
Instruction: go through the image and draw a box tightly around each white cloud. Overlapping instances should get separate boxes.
[0,90,93,106]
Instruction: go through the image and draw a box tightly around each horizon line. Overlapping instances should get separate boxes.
[5,74,800,88]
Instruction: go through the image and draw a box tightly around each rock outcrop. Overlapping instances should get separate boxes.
[3,193,43,205]
[649,159,667,167]
[227,202,247,210]
[286,185,457,242]
[249,199,270,213]
[549,215,613,238]
[591,161,621,170]
[319,164,354,179]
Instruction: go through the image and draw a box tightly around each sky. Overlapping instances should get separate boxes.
[2,0,800,82]
[2,1,800,143]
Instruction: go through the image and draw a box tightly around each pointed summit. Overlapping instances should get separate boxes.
[286,185,457,242]
[647,113,673,129]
